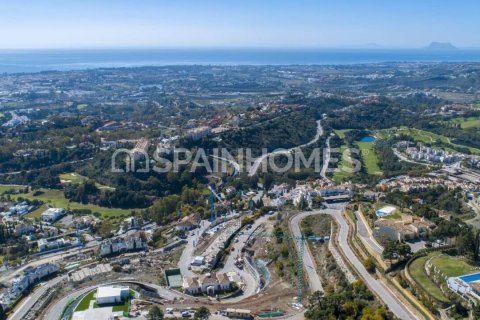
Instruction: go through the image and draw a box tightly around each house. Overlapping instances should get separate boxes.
[96,286,130,305]
[8,204,31,215]
[37,238,70,252]
[183,272,232,295]
[24,263,59,283]
[0,263,59,309]
[41,208,65,222]
[14,223,34,237]
[124,216,140,230]
[99,232,147,256]
[73,216,100,229]
[176,214,201,231]
[185,126,211,141]
[374,216,436,242]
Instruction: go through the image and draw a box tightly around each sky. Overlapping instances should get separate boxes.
[0,0,478,49]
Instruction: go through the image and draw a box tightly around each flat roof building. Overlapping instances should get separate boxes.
[96,286,130,305]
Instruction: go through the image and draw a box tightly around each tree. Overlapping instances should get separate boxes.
[363,257,376,274]
[147,305,164,320]
[0,304,5,320]
[194,306,211,320]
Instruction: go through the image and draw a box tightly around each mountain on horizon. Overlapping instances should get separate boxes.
[425,42,457,50]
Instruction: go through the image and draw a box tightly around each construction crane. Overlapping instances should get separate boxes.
[209,185,230,223]
[238,229,325,304]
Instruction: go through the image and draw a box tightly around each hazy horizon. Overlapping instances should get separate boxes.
[1,0,479,49]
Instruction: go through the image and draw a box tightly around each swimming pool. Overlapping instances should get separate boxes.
[459,272,480,283]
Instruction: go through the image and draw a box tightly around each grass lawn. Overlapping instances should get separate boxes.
[25,204,48,219]
[333,129,352,139]
[408,255,450,303]
[377,127,480,154]
[430,254,476,277]
[441,117,480,129]
[10,189,133,219]
[59,173,115,191]
[383,212,402,220]
[75,290,96,312]
[356,141,382,175]
[0,185,23,194]
[111,299,129,313]
[333,145,354,182]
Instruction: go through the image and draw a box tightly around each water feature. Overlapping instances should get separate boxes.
[359,136,376,143]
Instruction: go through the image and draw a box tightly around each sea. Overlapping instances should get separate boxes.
[0,48,480,74]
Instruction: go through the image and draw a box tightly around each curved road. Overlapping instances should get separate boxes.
[289,212,324,294]
[312,206,418,320]
[248,119,324,176]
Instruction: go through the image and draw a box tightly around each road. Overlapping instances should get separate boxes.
[9,276,66,320]
[178,220,211,278]
[289,212,324,294]
[210,155,240,176]
[320,134,332,180]
[0,158,94,176]
[355,211,384,255]
[248,119,324,176]
[326,206,418,320]
[43,279,184,320]
[179,215,271,302]
[1,245,97,285]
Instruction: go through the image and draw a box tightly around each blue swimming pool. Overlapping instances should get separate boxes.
[459,272,480,283]
[359,136,376,143]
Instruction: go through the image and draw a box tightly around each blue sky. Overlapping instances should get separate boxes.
[0,0,478,49]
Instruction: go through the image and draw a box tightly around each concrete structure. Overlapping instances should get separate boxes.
[375,206,397,218]
[41,208,65,222]
[224,308,252,319]
[190,256,205,266]
[95,286,130,305]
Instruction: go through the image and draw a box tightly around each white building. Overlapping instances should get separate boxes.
[183,272,231,295]
[99,232,147,257]
[41,208,65,222]
[37,238,76,252]
[96,286,130,305]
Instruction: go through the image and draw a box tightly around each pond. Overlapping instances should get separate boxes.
[359,136,376,143]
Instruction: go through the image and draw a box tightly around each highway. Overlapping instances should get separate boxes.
[248,119,324,176]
